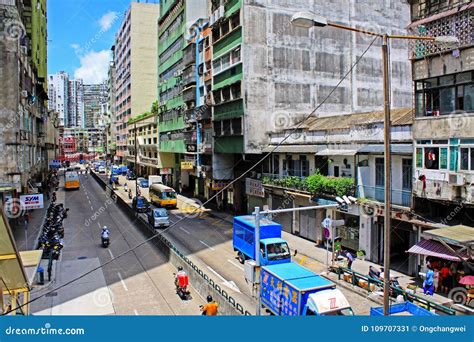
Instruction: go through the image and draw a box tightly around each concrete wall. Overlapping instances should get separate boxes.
[130,3,160,118]
[242,0,412,154]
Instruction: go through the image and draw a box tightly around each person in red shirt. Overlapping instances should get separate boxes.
[440,263,450,294]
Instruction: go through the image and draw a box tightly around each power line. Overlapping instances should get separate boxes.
[2,35,379,316]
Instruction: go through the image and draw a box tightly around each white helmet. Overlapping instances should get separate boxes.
[102,226,108,231]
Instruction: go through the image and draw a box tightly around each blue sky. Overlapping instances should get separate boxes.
[47,0,135,84]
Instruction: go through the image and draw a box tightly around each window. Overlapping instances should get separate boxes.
[272,154,279,175]
[402,159,412,190]
[300,155,309,177]
[375,158,384,186]
[416,148,423,168]
[424,147,439,169]
[460,147,474,171]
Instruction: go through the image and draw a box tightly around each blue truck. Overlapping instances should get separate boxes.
[233,215,291,265]
[370,302,437,316]
[260,263,354,316]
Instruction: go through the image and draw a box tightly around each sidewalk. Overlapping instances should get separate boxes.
[206,208,455,309]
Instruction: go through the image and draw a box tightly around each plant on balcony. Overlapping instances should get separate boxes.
[262,173,354,197]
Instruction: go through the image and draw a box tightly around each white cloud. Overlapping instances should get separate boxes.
[74,50,111,84]
[99,11,119,31]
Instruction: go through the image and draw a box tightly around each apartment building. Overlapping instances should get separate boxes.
[48,71,69,127]
[106,47,117,161]
[83,83,107,128]
[0,0,50,202]
[157,0,208,190]
[408,0,474,225]
[114,2,159,163]
[67,79,84,128]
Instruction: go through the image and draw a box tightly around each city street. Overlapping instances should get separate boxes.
[101,173,374,315]
[31,172,204,315]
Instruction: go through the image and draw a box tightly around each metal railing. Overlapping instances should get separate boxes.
[357,185,411,207]
[333,267,456,316]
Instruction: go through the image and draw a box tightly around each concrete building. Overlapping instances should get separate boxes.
[83,83,107,128]
[67,79,84,128]
[0,0,50,202]
[157,0,208,190]
[105,47,117,161]
[114,2,160,163]
[407,0,474,225]
[48,71,69,127]
[258,108,415,273]
[205,0,413,212]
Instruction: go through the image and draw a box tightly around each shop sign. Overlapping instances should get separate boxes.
[212,181,227,190]
[181,161,194,170]
[20,194,44,209]
[245,178,265,198]
[161,167,172,175]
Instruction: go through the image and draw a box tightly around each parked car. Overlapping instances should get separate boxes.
[98,166,106,174]
[147,208,170,228]
[138,178,149,188]
[132,196,150,213]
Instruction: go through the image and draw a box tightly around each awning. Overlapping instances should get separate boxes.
[316,149,358,156]
[407,239,469,262]
[424,225,474,246]
[262,145,325,153]
[357,144,412,155]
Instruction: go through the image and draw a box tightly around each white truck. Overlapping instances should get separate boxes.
[148,175,163,186]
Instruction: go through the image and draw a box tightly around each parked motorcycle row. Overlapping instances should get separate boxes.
[37,193,68,260]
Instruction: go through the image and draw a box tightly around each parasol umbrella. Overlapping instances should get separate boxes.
[459,275,474,286]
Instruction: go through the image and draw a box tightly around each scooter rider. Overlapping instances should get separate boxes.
[200,295,218,316]
[175,266,187,289]
[101,226,110,240]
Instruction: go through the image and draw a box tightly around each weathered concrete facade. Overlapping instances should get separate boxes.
[242,0,413,154]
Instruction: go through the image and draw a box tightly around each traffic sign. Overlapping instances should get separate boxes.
[322,217,332,229]
[323,228,330,239]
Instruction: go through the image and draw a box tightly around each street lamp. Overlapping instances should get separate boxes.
[291,11,458,316]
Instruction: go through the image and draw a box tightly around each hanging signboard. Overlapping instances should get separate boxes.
[19,194,44,210]
[245,178,265,198]
[181,161,194,170]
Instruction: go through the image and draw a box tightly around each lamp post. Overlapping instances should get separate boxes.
[291,11,458,316]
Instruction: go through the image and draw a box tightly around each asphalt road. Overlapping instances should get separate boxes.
[111,174,372,315]
[33,172,204,315]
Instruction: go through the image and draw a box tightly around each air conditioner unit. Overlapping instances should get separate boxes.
[448,174,465,186]
[21,90,28,98]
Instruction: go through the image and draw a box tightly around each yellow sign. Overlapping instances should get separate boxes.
[181,161,194,170]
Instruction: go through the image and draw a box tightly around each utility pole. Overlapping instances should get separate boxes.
[254,206,261,316]
[134,122,139,205]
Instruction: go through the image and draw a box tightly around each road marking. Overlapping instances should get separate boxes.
[199,240,215,251]
[108,249,114,259]
[88,199,91,205]
[299,256,307,265]
[206,266,226,282]
[179,227,190,234]
[133,309,139,316]
[206,266,241,293]
[117,272,128,291]
[227,259,244,271]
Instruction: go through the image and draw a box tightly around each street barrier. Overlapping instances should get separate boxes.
[91,171,250,315]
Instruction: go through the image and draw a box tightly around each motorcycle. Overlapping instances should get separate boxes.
[174,272,191,300]
[101,236,110,248]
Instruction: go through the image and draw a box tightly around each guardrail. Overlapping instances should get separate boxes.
[90,171,251,315]
[333,267,456,316]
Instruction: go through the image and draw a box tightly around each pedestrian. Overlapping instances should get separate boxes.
[200,295,218,316]
[450,262,459,289]
[345,250,354,270]
[433,267,440,293]
[423,265,435,296]
[440,263,450,293]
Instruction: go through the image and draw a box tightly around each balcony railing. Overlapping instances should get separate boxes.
[357,185,412,207]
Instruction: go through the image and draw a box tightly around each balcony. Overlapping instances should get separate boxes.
[140,156,159,166]
[182,85,196,103]
[183,44,195,66]
[357,185,412,207]
[182,65,196,86]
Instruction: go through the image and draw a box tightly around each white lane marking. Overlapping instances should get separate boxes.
[90,205,94,211]
[227,259,244,271]
[88,199,91,205]
[206,266,241,293]
[179,226,190,234]
[108,249,114,259]
[117,272,128,291]
[133,309,139,316]
[206,266,226,282]
[97,222,101,228]
[199,240,215,251]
